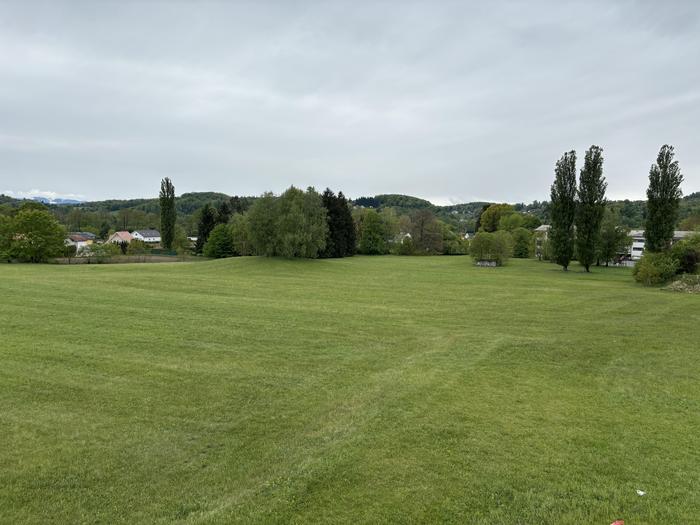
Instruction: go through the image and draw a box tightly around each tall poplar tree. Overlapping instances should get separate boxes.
[645,145,684,252]
[159,177,176,250]
[550,151,577,271]
[195,203,217,254]
[575,145,607,272]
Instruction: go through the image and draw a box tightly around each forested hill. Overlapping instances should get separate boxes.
[353,192,700,231]
[1,190,698,234]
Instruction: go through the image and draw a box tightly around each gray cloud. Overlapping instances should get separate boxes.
[0,0,698,203]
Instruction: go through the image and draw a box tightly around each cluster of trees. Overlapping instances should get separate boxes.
[633,146,700,285]
[352,207,468,256]
[199,187,471,260]
[200,187,355,259]
[462,202,545,265]
[549,145,631,272]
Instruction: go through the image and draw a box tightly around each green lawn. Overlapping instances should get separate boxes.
[1,256,698,524]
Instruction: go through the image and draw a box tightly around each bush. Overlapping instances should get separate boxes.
[395,235,415,255]
[633,251,679,285]
[470,231,513,266]
[670,234,700,274]
[203,224,235,258]
[511,227,531,258]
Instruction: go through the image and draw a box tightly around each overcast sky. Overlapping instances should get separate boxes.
[0,1,698,204]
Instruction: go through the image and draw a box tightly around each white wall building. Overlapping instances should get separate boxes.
[131,229,161,243]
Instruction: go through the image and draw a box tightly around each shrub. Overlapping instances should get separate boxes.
[470,231,513,266]
[633,251,679,285]
[670,234,700,274]
[203,224,235,258]
[511,227,531,258]
[395,235,415,255]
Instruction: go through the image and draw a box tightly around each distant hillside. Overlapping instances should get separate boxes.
[2,189,698,234]
[351,191,700,231]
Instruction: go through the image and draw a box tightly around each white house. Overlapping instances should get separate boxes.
[64,234,92,254]
[131,229,161,243]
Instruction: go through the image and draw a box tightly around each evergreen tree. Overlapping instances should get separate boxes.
[321,189,356,258]
[216,200,232,225]
[195,203,217,254]
[229,196,245,215]
[338,192,356,256]
[575,145,607,272]
[550,151,577,270]
[159,177,176,250]
[645,145,684,252]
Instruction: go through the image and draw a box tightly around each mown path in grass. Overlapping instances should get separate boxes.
[1,256,698,524]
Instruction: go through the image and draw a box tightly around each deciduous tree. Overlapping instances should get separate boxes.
[159,177,176,250]
[550,151,577,270]
[575,146,607,272]
[195,203,217,254]
[645,145,684,252]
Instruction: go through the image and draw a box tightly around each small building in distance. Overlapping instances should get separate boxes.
[132,229,161,244]
[107,231,133,244]
[627,229,694,261]
[64,234,93,254]
[534,225,693,263]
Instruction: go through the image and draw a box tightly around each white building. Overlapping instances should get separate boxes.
[131,229,161,243]
[627,229,693,260]
[64,234,92,254]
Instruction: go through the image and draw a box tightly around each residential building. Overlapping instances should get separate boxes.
[132,229,161,243]
[64,234,93,253]
[107,231,133,244]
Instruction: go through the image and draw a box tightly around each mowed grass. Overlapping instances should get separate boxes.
[1,256,698,524]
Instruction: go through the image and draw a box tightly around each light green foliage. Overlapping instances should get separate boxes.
[126,239,148,255]
[498,212,524,232]
[203,224,235,259]
[511,227,531,258]
[1,258,699,523]
[633,251,679,285]
[597,208,630,266]
[441,224,468,255]
[394,235,415,255]
[5,207,65,262]
[479,203,514,232]
[230,214,252,256]
[275,187,328,258]
[356,209,389,254]
[88,242,121,262]
[247,192,278,256]
[470,230,513,265]
[0,214,12,260]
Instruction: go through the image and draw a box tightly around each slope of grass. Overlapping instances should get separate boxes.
[1,256,698,524]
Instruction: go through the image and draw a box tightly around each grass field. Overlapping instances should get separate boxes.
[1,256,699,524]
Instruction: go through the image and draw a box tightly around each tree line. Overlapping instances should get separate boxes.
[547,144,698,282]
